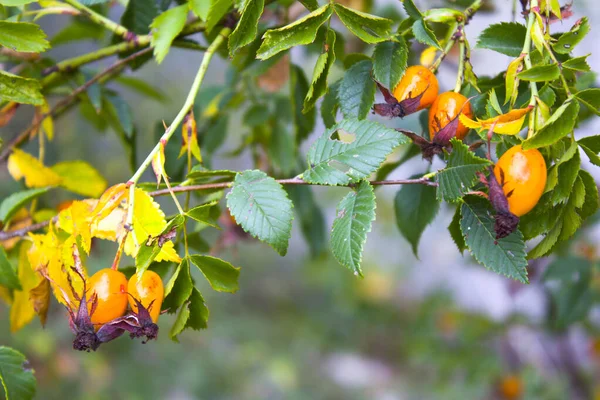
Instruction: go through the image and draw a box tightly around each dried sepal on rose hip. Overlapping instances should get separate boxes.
[96,270,164,344]
[477,140,547,239]
[373,65,439,118]
[396,95,479,162]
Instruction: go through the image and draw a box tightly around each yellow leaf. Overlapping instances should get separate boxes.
[57,201,93,253]
[420,46,437,68]
[124,188,181,263]
[91,205,126,241]
[152,141,166,187]
[10,242,41,332]
[459,107,532,135]
[39,101,53,140]
[91,183,128,223]
[7,149,62,188]
[29,278,50,327]
[179,113,202,162]
[505,56,523,106]
[52,160,107,197]
[28,230,85,307]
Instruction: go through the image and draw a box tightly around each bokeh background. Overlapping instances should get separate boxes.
[2,0,600,399]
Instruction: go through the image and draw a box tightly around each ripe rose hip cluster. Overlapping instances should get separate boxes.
[67,263,164,352]
[374,65,547,238]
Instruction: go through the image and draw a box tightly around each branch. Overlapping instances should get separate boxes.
[41,21,206,86]
[150,176,438,197]
[128,27,232,184]
[0,176,437,240]
[0,47,153,162]
[63,0,135,40]
[430,0,482,73]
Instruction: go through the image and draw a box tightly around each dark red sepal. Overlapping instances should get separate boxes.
[372,80,426,119]
[486,166,520,239]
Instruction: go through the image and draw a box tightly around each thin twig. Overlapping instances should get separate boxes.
[149,176,438,197]
[0,47,152,162]
[0,177,437,240]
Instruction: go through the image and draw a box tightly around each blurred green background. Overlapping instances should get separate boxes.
[2,0,600,399]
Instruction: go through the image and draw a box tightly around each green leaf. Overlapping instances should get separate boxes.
[303,29,336,113]
[436,139,491,202]
[460,196,528,283]
[517,64,560,82]
[298,0,318,11]
[448,206,466,253]
[135,242,161,275]
[287,185,326,258]
[303,118,406,185]
[552,17,589,54]
[185,287,209,330]
[190,0,210,20]
[402,0,422,19]
[522,99,579,149]
[579,170,599,220]
[550,149,580,205]
[169,301,191,341]
[186,201,220,228]
[186,166,237,181]
[333,3,393,43]
[0,70,43,105]
[394,178,439,257]
[578,135,600,166]
[372,38,408,90]
[257,4,332,60]
[228,0,264,55]
[0,346,36,400]
[190,255,240,293]
[321,79,340,128]
[476,22,527,57]
[338,59,376,120]
[330,181,376,276]
[0,248,20,290]
[150,5,188,64]
[162,258,193,313]
[206,0,233,33]
[562,54,591,72]
[226,170,294,256]
[0,21,49,53]
[52,160,107,198]
[120,0,159,34]
[0,188,48,224]
[412,19,441,50]
[575,88,600,116]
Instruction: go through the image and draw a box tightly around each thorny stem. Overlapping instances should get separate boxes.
[0,47,153,162]
[41,21,206,86]
[63,0,134,40]
[149,176,439,197]
[0,177,438,241]
[430,23,459,73]
[541,40,572,96]
[454,29,466,93]
[123,27,231,257]
[522,0,540,139]
[128,27,232,185]
[430,0,482,73]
